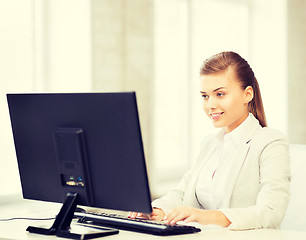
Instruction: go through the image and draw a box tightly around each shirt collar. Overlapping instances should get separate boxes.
[214,113,261,147]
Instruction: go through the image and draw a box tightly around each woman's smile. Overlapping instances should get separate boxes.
[210,112,224,121]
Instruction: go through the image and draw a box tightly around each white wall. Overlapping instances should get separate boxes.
[287,0,306,144]
[248,0,287,133]
[35,0,92,92]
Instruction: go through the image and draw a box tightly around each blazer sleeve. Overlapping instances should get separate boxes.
[220,130,291,230]
[151,136,214,213]
[151,167,193,214]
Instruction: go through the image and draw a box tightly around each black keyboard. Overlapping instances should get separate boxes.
[74,211,201,236]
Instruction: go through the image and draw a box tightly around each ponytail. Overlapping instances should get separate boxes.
[249,77,267,127]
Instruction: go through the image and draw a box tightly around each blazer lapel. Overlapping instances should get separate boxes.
[213,114,261,209]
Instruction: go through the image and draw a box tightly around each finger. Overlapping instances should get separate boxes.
[163,213,177,224]
[151,213,163,221]
[167,212,189,225]
[151,209,165,221]
[183,215,196,223]
[164,209,181,223]
[128,212,139,219]
[136,213,150,219]
[170,214,186,225]
[152,214,163,221]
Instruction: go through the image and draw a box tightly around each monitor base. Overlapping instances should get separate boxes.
[27,193,119,239]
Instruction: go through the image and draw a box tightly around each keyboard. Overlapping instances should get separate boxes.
[74,211,201,236]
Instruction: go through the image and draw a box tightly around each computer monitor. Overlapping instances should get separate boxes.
[7,92,152,238]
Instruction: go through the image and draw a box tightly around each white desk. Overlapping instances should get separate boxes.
[1,196,306,240]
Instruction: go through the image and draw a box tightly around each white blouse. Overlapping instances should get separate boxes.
[195,114,254,210]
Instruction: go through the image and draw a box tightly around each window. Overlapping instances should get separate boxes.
[0,0,34,196]
[152,0,249,194]
[153,0,190,179]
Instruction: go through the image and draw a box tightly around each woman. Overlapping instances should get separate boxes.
[129,51,291,230]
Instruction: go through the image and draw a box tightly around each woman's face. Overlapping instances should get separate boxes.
[200,68,253,133]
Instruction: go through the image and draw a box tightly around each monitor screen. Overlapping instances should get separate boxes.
[7,92,152,215]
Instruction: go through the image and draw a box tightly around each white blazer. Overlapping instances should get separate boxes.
[152,115,291,230]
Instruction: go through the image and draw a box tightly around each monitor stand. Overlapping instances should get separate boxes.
[27,192,119,239]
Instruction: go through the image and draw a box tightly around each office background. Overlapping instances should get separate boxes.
[0,0,305,199]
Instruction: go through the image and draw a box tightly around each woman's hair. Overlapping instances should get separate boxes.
[200,51,267,127]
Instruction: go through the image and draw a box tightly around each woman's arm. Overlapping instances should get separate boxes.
[151,163,198,213]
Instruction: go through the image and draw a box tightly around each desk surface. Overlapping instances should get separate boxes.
[1,195,306,240]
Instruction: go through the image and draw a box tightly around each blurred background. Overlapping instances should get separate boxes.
[0,0,305,199]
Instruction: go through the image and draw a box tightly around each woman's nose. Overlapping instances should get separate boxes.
[206,97,217,109]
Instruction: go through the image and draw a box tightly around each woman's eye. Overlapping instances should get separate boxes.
[202,95,208,99]
[217,92,225,97]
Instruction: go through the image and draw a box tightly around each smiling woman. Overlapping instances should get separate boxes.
[200,52,267,129]
[147,51,291,230]
[199,52,265,133]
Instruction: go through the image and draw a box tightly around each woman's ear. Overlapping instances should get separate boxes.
[244,86,254,103]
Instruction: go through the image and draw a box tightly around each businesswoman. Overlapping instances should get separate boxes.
[129,51,291,230]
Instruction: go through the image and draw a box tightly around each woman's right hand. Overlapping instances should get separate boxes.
[128,208,165,221]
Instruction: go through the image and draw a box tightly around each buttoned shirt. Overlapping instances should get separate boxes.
[195,114,253,209]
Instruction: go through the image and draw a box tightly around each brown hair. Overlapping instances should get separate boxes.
[200,51,267,127]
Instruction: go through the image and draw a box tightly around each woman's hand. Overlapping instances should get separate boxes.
[128,208,165,221]
[163,206,204,225]
[164,206,231,227]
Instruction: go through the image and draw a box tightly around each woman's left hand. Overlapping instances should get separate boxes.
[164,206,231,227]
[163,206,204,225]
